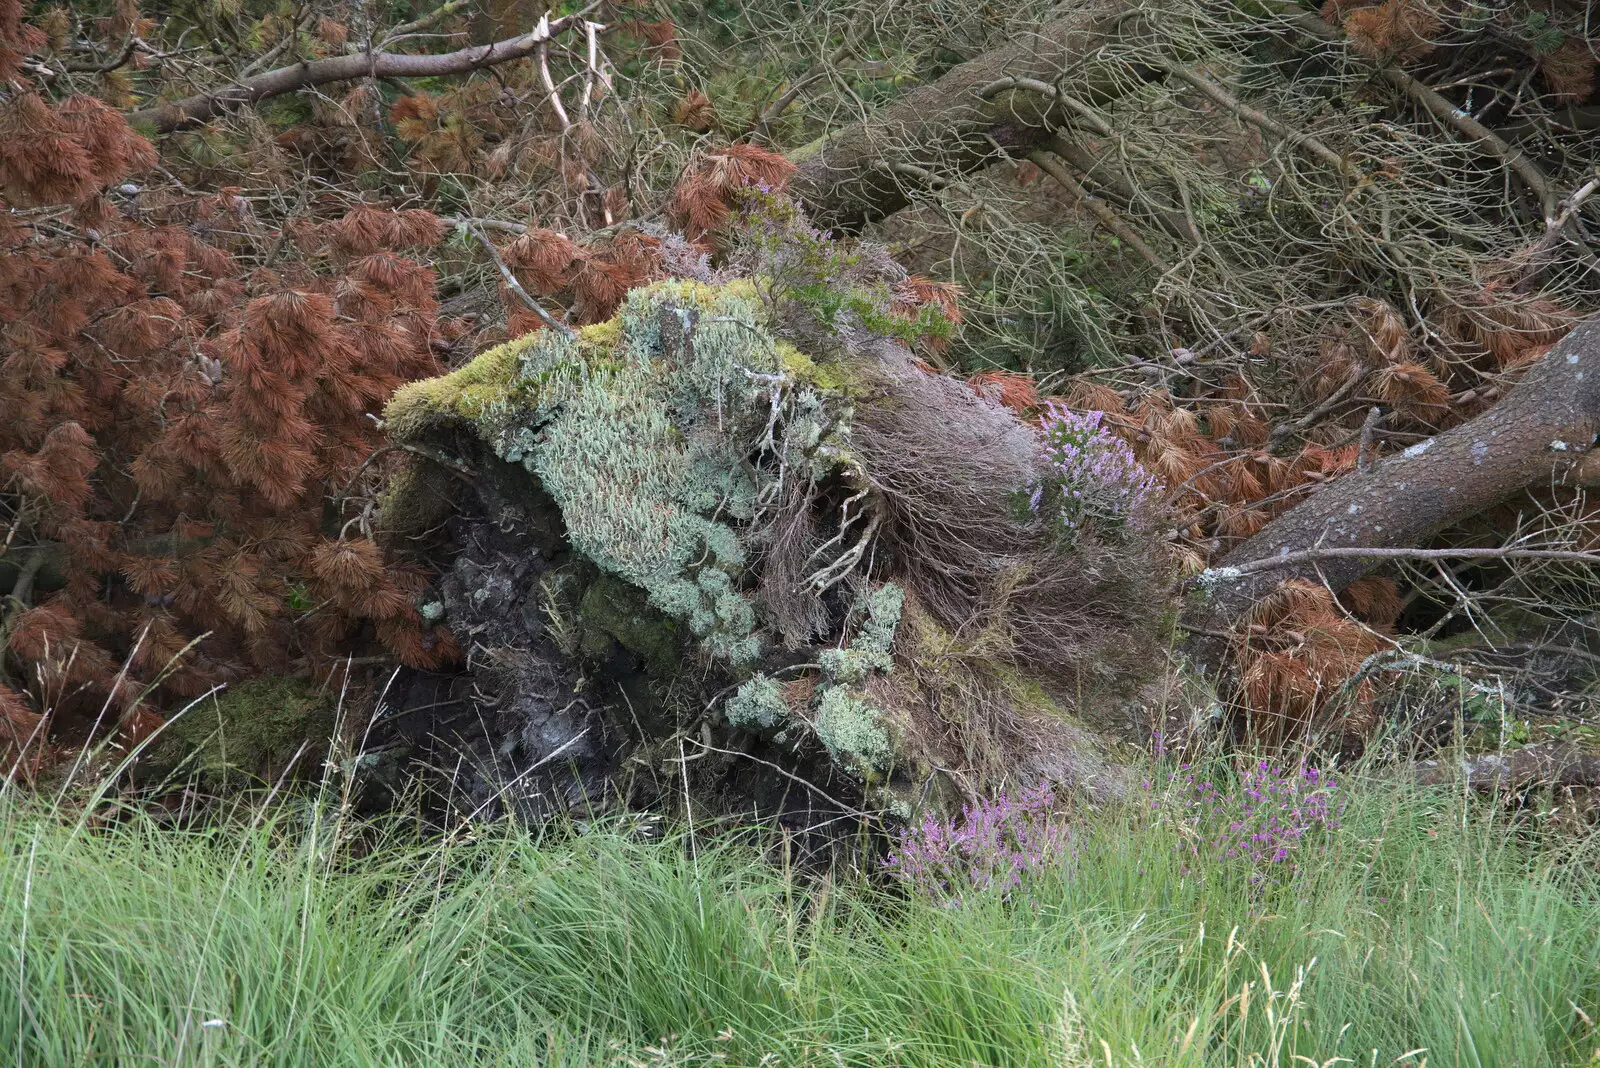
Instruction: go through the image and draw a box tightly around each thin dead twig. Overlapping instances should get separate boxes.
[463,222,576,339]
[1202,545,1600,582]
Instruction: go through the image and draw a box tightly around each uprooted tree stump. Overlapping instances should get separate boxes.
[364,277,1176,823]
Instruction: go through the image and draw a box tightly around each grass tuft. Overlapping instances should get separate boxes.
[1,764,1598,1065]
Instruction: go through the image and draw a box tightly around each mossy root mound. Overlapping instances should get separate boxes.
[375,279,1174,822]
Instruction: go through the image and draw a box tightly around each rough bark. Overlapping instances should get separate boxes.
[126,16,584,134]
[1185,313,1600,658]
[788,1,1149,232]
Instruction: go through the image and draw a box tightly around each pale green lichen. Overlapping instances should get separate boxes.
[384,283,933,775]
[386,281,850,672]
[726,673,789,730]
[807,582,904,771]
[818,583,904,684]
[813,687,891,771]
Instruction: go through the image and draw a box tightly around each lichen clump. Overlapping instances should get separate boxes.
[730,583,906,774]
[387,280,845,670]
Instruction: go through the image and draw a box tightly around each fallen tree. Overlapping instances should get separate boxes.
[788,0,1150,232]
[1185,312,1600,661]
[19,0,1596,802]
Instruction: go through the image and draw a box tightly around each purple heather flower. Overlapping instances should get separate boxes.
[1143,759,1344,892]
[883,784,1071,904]
[1030,404,1161,540]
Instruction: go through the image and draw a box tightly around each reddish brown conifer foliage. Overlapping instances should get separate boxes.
[670,143,797,241]
[0,85,458,774]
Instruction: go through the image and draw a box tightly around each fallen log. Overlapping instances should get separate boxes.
[787,0,1151,232]
[1185,313,1600,664]
[1418,742,1600,791]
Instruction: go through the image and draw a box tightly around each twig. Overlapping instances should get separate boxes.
[977,74,1062,103]
[1269,359,1367,448]
[534,18,572,132]
[1380,66,1557,223]
[1161,62,1351,176]
[1027,149,1172,274]
[1200,545,1600,582]
[1515,170,1600,282]
[1356,405,1384,472]
[577,20,602,121]
[1280,6,1559,221]
[61,35,139,75]
[446,215,527,235]
[333,442,474,507]
[462,222,576,339]
[1042,134,1199,246]
[684,738,878,821]
[379,0,474,45]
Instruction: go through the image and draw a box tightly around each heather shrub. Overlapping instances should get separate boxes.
[1151,758,1345,889]
[883,784,1072,903]
[1029,403,1161,542]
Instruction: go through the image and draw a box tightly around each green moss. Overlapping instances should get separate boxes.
[384,336,536,440]
[375,456,454,538]
[577,572,682,676]
[155,678,332,787]
[993,667,1073,723]
[784,135,827,166]
[576,317,623,353]
[778,341,859,395]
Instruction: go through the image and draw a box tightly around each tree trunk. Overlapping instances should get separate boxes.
[788,1,1149,232]
[1184,313,1600,660]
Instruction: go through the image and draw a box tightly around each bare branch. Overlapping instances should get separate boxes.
[1159,61,1352,177]
[127,14,586,134]
[379,0,474,45]
[462,222,576,340]
[62,35,138,75]
[1026,149,1171,274]
[1199,545,1600,584]
[1278,4,1559,222]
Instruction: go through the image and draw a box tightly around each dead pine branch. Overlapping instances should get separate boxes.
[1026,149,1171,274]
[127,12,588,133]
[462,222,577,339]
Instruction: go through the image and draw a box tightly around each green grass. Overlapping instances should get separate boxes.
[2,766,1599,1066]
